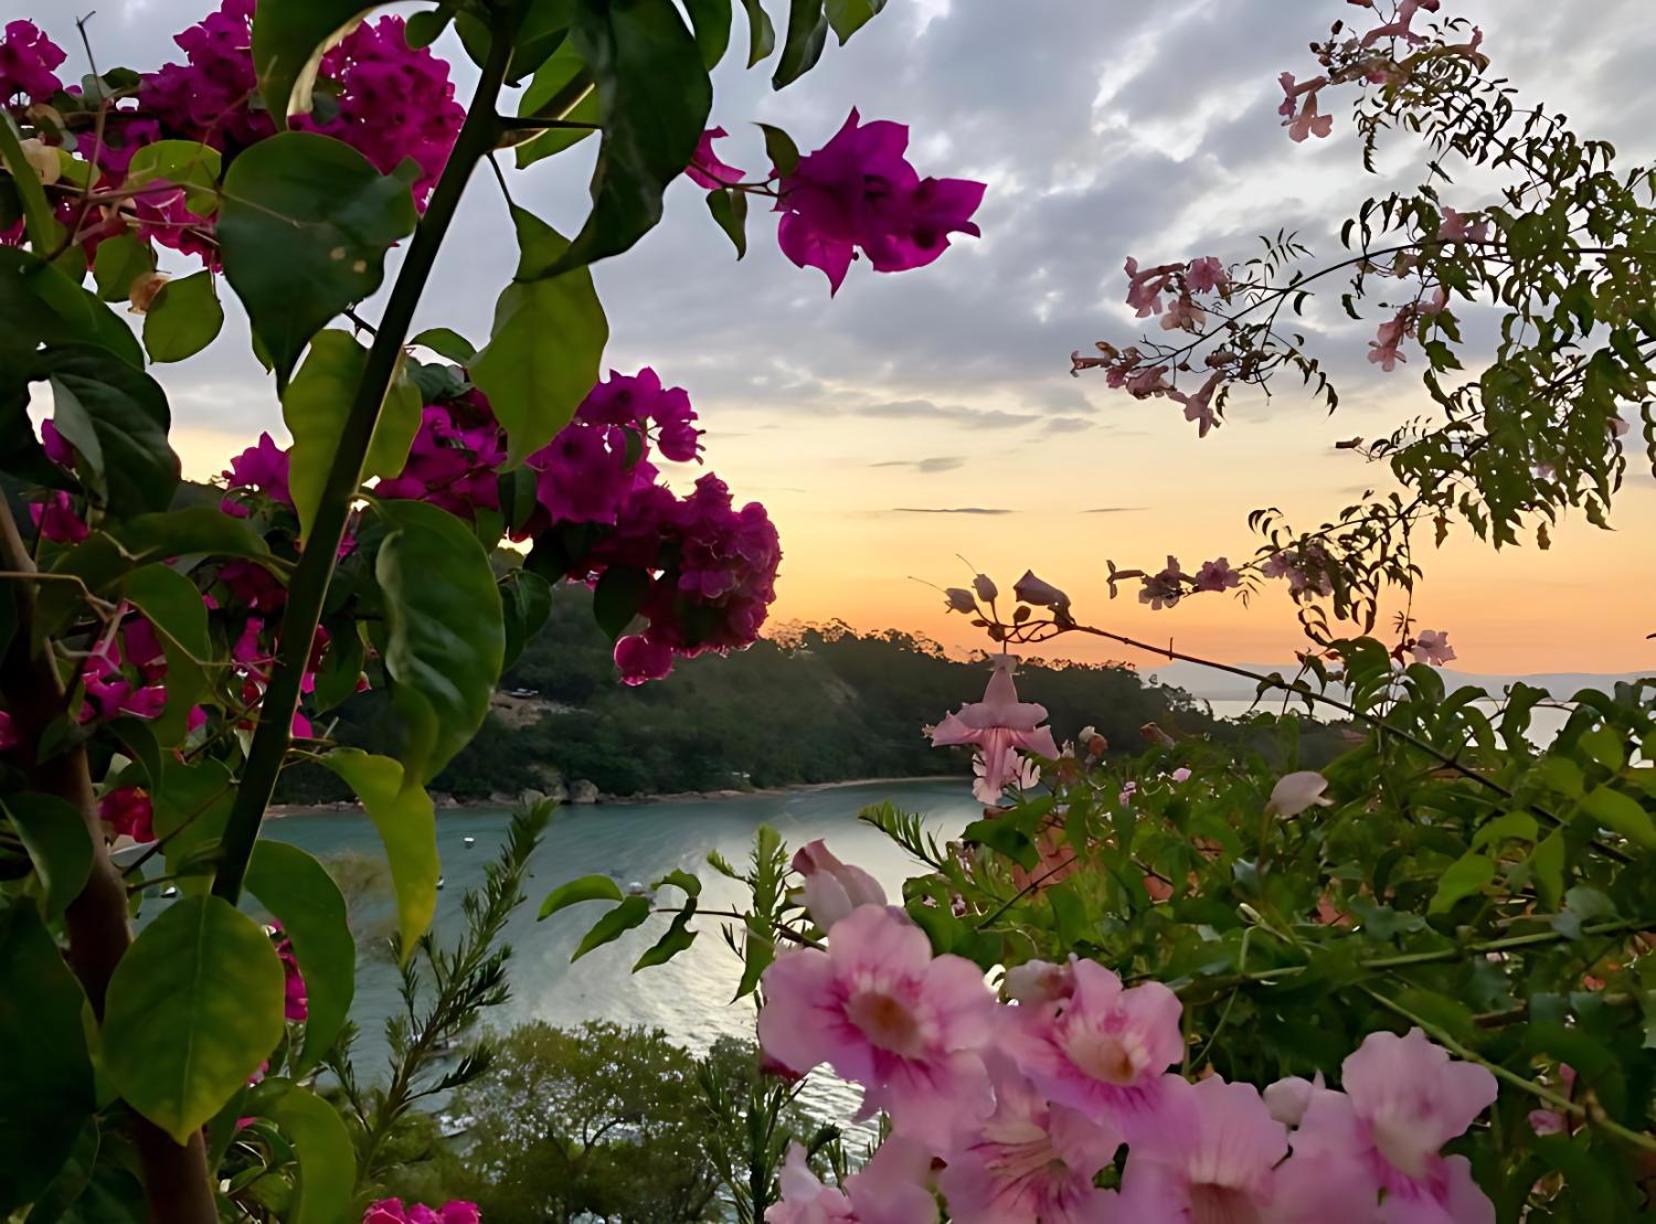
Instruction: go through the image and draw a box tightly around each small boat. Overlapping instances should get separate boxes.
[462,836,475,848]
[435,876,445,890]
[160,885,179,899]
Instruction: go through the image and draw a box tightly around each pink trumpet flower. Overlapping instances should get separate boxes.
[929,655,1060,803]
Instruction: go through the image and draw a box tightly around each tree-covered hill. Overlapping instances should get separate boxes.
[281,585,1221,802]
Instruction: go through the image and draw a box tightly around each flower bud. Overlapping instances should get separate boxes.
[972,573,998,602]
[18,137,59,185]
[128,270,170,315]
[1012,569,1069,610]
[943,587,977,614]
[1265,770,1333,817]
[791,839,886,931]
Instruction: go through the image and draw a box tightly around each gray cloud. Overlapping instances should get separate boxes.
[873,456,967,473]
[856,399,1040,428]
[1043,416,1094,434]
[891,507,1014,516]
[1083,506,1148,514]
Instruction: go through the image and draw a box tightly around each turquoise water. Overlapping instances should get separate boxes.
[251,780,980,1120]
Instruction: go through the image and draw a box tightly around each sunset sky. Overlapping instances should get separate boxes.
[22,0,1656,677]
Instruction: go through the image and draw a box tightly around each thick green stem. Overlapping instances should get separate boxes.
[211,20,517,905]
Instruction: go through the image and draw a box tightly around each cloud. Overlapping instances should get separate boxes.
[873,456,966,473]
[1043,416,1094,434]
[1083,506,1147,514]
[856,399,1040,428]
[891,507,1014,515]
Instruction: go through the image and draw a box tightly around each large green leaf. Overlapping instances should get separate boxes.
[825,0,884,43]
[0,793,92,920]
[283,329,422,539]
[252,0,380,128]
[773,0,828,88]
[124,563,212,745]
[374,499,505,783]
[0,248,142,377]
[244,1080,355,1224]
[92,235,155,304]
[513,39,601,169]
[572,894,651,960]
[633,903,697,971]
[0,903,94,1214]
[102,895,285,1144]
[113,507,274,566]
[41,344,179,516]
[244,840,356,1072]
[143,271,224,363]
[554,0,712,271]
[218,132,416,388]
[538,873,624,920]
[685,0,732,66]
[320,749,438,956]
[1579,784,1656,848]
[736,0,775,67]
[471,210,608,465]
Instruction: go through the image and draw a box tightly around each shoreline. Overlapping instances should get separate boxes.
[265,774,966,819]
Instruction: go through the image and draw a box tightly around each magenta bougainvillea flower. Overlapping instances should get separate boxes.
[929,655,1060,803]
[758,904,996,1149]
[0,20,66,105]
[361,1200,480,1224]
[685,126,744,190]
[775,110,985,293]
[99,787,155,843]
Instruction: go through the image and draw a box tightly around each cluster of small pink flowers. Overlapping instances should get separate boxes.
[743,109,985,294]
[1260,542,1335,597]
[758,845,1500,1222]
[222,432,294,516]
[376,393,507,520]
[362,1200,480,1224]
[1124,256,1228,331]
[0,19,65,106]
[99,786,156,843]
[1407,628,1457,666]
[928,655,1060,804]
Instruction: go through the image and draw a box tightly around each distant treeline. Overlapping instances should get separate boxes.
[279,585,1231,802]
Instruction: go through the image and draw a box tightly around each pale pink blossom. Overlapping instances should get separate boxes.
[1138,556,1184,610]
[1118,1076,1289,1221]
[1287,92,1333,142]
[1000,958,1190,1143]
[930,656,1061,804]
[1419,284,1449,315]
[793,840,887,931]
[1267,771,1333,817]
[1368,311,1410,371]
[1264,1071,1327,1127]
[767,1137,937,1224]
[1275,1028,1497,1224]
[939,1057,1121,1223]
[1012,570,1069,612]
[1186,255,1227,294]
[1527,1109,1566,1137]
[1002,959,1070,1006]
[758,905,996,1149]
[1193,556,1241,592]
[1124,363,1172,398]
[1160,292,1206,332]
[1168,373,1223,438]
[1169,767,1192,784]
[1608,414,1630,438]
[1124,256,1179,318]
[1438,207,1490,245]
[1409,629,1457,667]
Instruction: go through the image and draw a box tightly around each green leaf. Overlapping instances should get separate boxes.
[375,499,505,783]
[773,0,828,88]
[125,563,212,745]
[92,234,154,303]
[1529,829,1566,911]
[706,187,748,257]
[42,345,179,516]
[113,506,274,566]
[572,894,651,960]
[0,248,142,375]
[1577,724,1626,771]
[244,1079,355,1224]
[757,122,800,176]
[513,39,600,169]
[470,212,608,465]
[0,793,92,920]
[244,841,355,1073]
[102,895,285,1144]
[218,131,417,388]
[150,759,236,891]
[825,0,883,42]
[107,717,164,791]
[733,915,772,1000]
[633,903,696,970]
[404,7,452,48]
[0,902,94,1215]
[320,749,438,957]
[652,868,702,899]
[592,565,650,641]
[143,271,224,363]
[685,0,732,66]
[1470,810,1538,851]
[23,1118,101,1224]
[539,873,624,920]
[409,326,476,364]
[123,140,223,214]
[311,623,365,713]
[502,568,555,670]
[283,329,422,539]
[962,816,1038,871]
[1579,784,1656,848]
[736,0,775,66]
[251,0,379,127]
[1427,852,1496,914]
[555,0,712,271]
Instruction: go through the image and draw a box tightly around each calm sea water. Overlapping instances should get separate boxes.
[250,780,981,1125]
[1205,697,1573,744]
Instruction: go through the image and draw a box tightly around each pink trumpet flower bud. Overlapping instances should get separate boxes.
[792,840,887,930]
[1013,570,1069,611]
